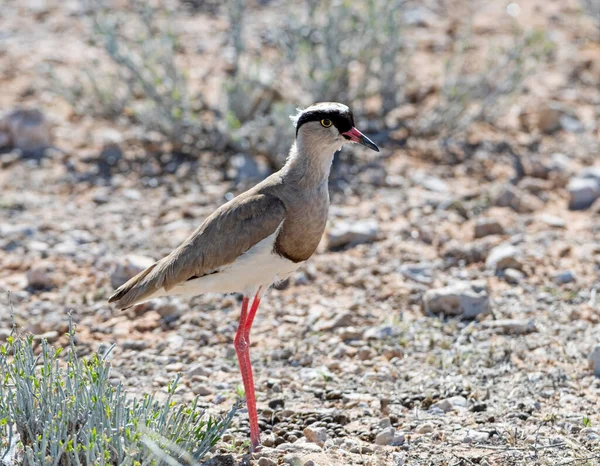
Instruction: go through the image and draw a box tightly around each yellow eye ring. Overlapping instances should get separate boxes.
[320,119,332,128]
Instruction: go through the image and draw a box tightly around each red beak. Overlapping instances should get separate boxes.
[341,127,379,152]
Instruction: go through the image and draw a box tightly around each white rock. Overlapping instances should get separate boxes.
[423,282,489,319]
[327,219,379,249]
[415,422,434,434]
[481,319,537,335]
[568,178,600,210]
[486,244,523,272]
[588,345,600,377]
[303,426,329,446]
[503,268,525,285]
[375,427,404,445]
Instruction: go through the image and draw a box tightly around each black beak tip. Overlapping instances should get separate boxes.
[362,137,379,152]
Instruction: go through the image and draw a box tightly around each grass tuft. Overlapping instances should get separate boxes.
[0,318,237,466]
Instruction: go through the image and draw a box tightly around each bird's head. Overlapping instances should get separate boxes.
[291,102,379,153]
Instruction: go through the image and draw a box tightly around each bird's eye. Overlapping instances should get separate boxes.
[320,119,332,128]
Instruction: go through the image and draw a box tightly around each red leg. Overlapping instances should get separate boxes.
[234,289,262,451]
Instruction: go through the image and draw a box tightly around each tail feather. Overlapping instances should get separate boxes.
[108,261,161,309]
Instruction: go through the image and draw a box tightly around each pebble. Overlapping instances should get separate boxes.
[474,218,504,238]
[552,270,576,285]
[327,219,379,249]
[503,267,525,284]
[588,345,600,376]
[283,455,303,466]
[26,267,54,289]
[416,422,434,434]
[258,458,277,466]
[192,384,212,396]
[486,244,523,272]
[492,184,543,213]
[187,363,211,378]
[538,214,566,228]
[481,319,537,335]
[357,346,375,361]
[303,426,329,446]
[432,396,467,412]
[375,427,404,446]
[422,281,489,319]
[0,108,53,153]
[568,178,600,210]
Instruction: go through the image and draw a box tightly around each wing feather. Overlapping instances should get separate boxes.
[108,192,286,309]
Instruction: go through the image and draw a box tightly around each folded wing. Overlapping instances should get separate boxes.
[108,193,286,309]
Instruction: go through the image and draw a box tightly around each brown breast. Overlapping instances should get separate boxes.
[272,182,329,263]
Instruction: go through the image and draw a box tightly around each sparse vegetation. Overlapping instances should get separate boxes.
[0,320,237,466]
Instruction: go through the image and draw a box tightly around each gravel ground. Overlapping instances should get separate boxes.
[1,1,600,465]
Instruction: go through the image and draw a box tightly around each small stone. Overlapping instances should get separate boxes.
[26,267,54,289]
[480,319,537,335]
[492,184,543,213]
[357,346,375,361]
[553,270,576,285]
[258,458,277,466]
[486,244,523,272]
[268,398,285,410]
[432,396,467,412]
[192,384,212,396]
[375,427,396,445]
[416,422,434,434]
[0,108,53,154]
[538,214,566,228]
[304,461,316,466]
[375,427,404,446]
[474,218,504,238]
[568,178,600,210]
[187,363,211,378]
[503,268,525,285]
[464,430,490,443]
[423,282,489,319]
[200,455,235,466]
[537,104,562,134]
[327,219,379,250]
[283,455,303,466]
[303,426,329,446]
[33,331,59,343]
[588,345,600,376]
[379,417,392,429]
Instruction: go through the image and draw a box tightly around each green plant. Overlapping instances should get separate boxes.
[0,320,237,465]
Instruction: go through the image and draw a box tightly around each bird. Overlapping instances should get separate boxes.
[108,102,379,451]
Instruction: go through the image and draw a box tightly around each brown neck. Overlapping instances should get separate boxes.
[282,138,338,189]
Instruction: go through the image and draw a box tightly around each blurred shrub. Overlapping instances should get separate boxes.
[415,27,554,149]
[222,0,407,167]
[55,0,221,154]
[0,322,237,465]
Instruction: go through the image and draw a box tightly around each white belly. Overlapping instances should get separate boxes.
[167,232,303,297]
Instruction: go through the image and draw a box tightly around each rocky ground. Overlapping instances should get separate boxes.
[1,0,600,465]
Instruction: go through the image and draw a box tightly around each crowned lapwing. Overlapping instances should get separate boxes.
[109,102,379,451]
